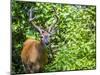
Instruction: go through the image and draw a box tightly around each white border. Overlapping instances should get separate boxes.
[0,0,10,75]
[0,0,100,75]
[18,0,96,5]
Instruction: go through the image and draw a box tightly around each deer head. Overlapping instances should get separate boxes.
[29,7,58,45]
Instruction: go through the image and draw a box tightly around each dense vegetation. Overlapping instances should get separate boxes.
[12,1,96,74]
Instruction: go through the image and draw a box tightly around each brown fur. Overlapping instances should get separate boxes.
[21,38,48,73]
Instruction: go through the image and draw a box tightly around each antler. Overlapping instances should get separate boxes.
[29,8,43,34]
[48,7,59,34]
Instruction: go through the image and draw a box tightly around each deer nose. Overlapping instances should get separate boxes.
[44,39,48,44]
[45,42,49,45]
[44,39,49,45]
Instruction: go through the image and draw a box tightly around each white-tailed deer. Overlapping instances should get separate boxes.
[21,8,58,73]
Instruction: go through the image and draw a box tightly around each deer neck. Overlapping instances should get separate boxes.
[37,40,47,53]
[40,39,46,47]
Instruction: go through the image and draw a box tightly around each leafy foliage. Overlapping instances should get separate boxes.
[11,1,96,74]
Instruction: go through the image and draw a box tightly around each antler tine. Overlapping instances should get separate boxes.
[29,8,43,34]
[48,7,59,33]
[29,7,34,22]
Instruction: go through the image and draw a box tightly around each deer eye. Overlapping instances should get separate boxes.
[40,35,43,38]
[42,31,44,33]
